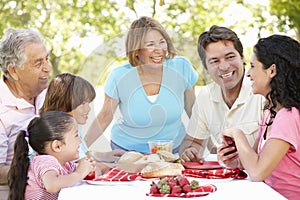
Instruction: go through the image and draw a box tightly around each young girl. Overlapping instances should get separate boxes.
[40,73,125,162]
[8,111,95,200]
[217,35,300,199]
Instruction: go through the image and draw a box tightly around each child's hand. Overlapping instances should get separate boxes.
[76,157,96,179]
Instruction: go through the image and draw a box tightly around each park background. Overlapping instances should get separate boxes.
[1,0,299,152]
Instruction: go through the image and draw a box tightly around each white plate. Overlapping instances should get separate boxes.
[86,180,136,186]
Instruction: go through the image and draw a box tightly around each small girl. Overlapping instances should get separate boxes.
[8,111,95,200]
[40,73,125,162]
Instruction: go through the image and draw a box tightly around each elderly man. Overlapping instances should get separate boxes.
[179,25,265,162]
[0,28,51,193]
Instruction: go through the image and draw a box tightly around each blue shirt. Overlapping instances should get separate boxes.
[104,56,198,154]
[78,125,89,159]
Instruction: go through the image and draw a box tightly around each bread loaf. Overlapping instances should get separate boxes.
[156,150,180,162]
[117,151,144,164]
[141,162,184,178]
[134,153,162,164]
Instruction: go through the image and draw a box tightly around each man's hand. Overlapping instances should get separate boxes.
[181,147,205,162]
[179,135,210,162]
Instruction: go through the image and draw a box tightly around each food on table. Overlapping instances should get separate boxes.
[117,151,144,164]
[156,150,181,163]
[117,150,180,164]
[141,162,184,178]
[148,140,173,153]
[134,153,163,164]
[116,150,183,177]
[148,175,202,194]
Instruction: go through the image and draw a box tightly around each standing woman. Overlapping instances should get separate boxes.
[85,16,198,154]
[217,35,300,200]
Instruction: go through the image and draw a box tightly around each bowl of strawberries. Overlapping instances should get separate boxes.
[146,175,217,198]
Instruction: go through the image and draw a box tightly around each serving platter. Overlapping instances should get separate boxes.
[146,191,211,198]
[182,161,224,170]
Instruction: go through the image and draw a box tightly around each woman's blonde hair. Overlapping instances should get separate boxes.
[126,16,177,66]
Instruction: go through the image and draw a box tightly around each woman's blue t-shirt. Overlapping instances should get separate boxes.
[104,56,198,154]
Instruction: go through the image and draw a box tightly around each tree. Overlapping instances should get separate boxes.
[0,0,123,79]
[269,0,300,40]
[1,0,297,85]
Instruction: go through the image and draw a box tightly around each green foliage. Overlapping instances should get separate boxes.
[269,0,300,40]
[0,0,123,81]
[0,0,298,86]
[160,1,228,85]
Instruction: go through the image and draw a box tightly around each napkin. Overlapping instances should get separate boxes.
[94,167,141,182]
[182,168,248,179]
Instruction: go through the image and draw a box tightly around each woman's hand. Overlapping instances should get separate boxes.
[90,149,126,163]
[221,127,243,144]
[217,127,241,168]
[217,143,239,168]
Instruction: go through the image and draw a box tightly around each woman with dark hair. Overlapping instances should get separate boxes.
[217,35,300,200]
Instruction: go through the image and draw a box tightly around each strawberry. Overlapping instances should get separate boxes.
[171,185,182,194]
[149,183,159,194]
[159,184,171,194]
[190,180,199,190]
[157,177,169,189]
[177,176,190,187]
[182,184,192,193]
[168,179,178,188]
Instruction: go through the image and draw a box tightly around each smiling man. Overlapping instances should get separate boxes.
[179,25,265,162]
[0,28,51,190]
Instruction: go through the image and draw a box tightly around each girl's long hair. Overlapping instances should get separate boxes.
[8,111,74,200]
[8,131,29,200]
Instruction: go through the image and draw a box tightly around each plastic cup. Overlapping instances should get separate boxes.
[148,140,173,153]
